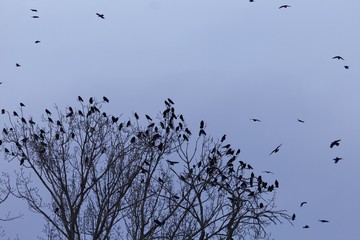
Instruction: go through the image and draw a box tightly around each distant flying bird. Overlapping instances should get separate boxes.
[45,109,51,115]
[300,201,308,207]
[250,118,261,122]
[249,0,254,2]
[344,65,349,69]
[32,16,39,18]
[269,144,282,155]
[279,5,291,9]
[303,225,310,229]
[333,157,342,163]
[262,170,274,174]
[30,9,37,12]
[318,219,330,223]
[35,40,41,43]
[16,63,21,67]
[297,119,304,123]
[332,56,344,60]
[330,139,341,148]
[96,13,105,19]
[292,214,296,221]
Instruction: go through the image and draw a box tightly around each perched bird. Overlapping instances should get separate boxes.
[269,144,282,155]
[297,119,304,123]
[199,129,206,136]
[333,157,342,163]
[318,219,330,223]
[35,40,41,44]
[145,115,152,121]
[16,63,21,67]
[13,111,19,117]
[89,97,94,104]
[78,96,83,102]
[250,118,261,122]
[221,134,226,142]
[279,5,291,9]
[103,96,109,103]
[300,201,308,207]
[134,112,139,120]
[20,102,25,107]
[1,109,5,114]
[96,13,105,19]
[30,9,37,12]
[45,109,51,115]
[167,98,174,105]
[344,65,349,69]
[332,56,344,60]
[292,214,296,221]
[249,0,254,2]
[303,225,310,229]
[330,139,341,148]
[274,180,279,188]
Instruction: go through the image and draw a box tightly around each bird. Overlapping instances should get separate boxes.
[103,96,109,103]
[199,129,206,136]
[330,139,341,148]
[78,96,83,102]
[292,214,296,221]
[344,65,349,69]
[250,118,261,122]
[32,16,39,18]
[145,115,152,121]
[166,160,179,165]
[249,0,254,2]
[96,13,105,19]
[318,219,330,223]
[0,82,2,84]
[200,120,204,129]
[134,112,139,120]
[16,63,21,67]
[297,119,304,123]
[332,56,344,60]
[274,180,279,188]
[20,102,25,107]
[269,144,282,155]
[35,40,41,44]
[13,111,19,117]
[303,225,310,229]
[89,97,94,104]
[262,170,274,174]
[45,109,51,115]
[279,5,291,9]
[167,98,174,105]
[300,201,308,207]
[333,157,342,163]
[221,134,226,142]
[30,9,37,12]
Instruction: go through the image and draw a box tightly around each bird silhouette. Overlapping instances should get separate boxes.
[330,139,341,148]
[262,170,274,174]
[344,65,349,69]
[145,115,152,121]
[103,96,109,103]
[332,56,344,60]
[279,5,291,9]
[318,219,330,223]
[134,112,139,120]
[30,9,37,12]
[13,111,19,117]
[297,119,304,123]
[35,40,41,43]
[78,96,83,102]
[200,120,204,129]
[221,134,226,142]
[269,144,282,155]
[1,109,5,114]
[45,109,51,115]
[167,98,174,105]
[199,129,206,136]
[300,201,308,207]
[303,225,310,229]
[275,180,279,188]
[166,160,179,165]
[89,97,94,104]
[20,102,25,107]
[333,157,342,163]
[96,13,105,19]
[292,214,296,221]
[32,16,39,18]
[250,118,261,122]
[16,63,21,67]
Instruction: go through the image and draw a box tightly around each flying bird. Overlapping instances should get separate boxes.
[16,63,21,67]
[344,65,349,69]
[300,201,308,207]
[297,119,304,123]
[250,118,261,122]
[32,16,39,18]
[279,5,291,9]
[318,219,330,223]
[330,139,341,148]
[30,9,37,12]
[166,160,179,165]
[35,40,41,43]
[269,144,282,155]
[333,157,342,163]
[167,98,174,105]
[332,56,344,60]
[262,170,274,174]
[96,13,105,19]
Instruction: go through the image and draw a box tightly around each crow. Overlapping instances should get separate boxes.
[275,180,279,188]
[32,16,39,18]
[13,111,19,117]
[166,160,179,165]
[221,134,226,142]
[78,96,83,102]
[250,118,261,122]
[262,170,274,174]
[200,120,204,129]
[332,56,344,60]
[103,96,109,103]
[199,129,206,136]
[145,114,152,121]
[318,219,330,223]
[292,214,296,221]
[89,97,94,104]
[333,157,342,163]
[45,109,51,115]
[279,5,291,9]
[30,9,37,12]
[134,112,139,120]
[96,13,105,19]
[20,102,25,107]
[344,65,349,69]
[330,139,340,148]
[16,63,21,67]
[297,119,304,123]
[300,201,307,207]
[303,225,310,229]
[269,144,282,155]
[35,40,41,43]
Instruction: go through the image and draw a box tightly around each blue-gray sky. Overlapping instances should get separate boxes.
[1,0,360,239]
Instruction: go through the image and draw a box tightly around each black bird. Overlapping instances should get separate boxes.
[35,40,41,43]
[145,115,152,121]
[45,109,51,115]
[48,117,53,123]
[1,109,5,114]
[333,157,342,163]
[20,102,25,107]
[332,56,344,60]
[262,170,274,174]
[292,214,296,221]
[16,63,21,67]
[185,128,192,135]
[303,225,310,229]
[78,110,84,116]
[96,13,105,19]
[199,129,206,136]
[274,180,279,188]
[300,201,307,207]
[134,112,139,120]
[250,118,261,122]
[0,82,2,84]
[154,219,163,226]
[103,96,109,103]
[32,16,39,18]
[269,144,282,155]
[221,134,226,142]
[78,96,83,102]
[21,117,27,124]
[166,160,179,165]
[318,219,330,223]
[89,97,94,104]
[330,139,341,148]
[20,158,25,165]
[297,119,304,123]
[279,5,291,9]
[344,65,349,69]
[13,111,19,117]
[167,98,174,105]
[249,0,254,2]
[179,115,184,122]
[200,120,204,129]
[30,9,37,12]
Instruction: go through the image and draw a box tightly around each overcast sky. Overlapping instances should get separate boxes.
[1,0,360,239]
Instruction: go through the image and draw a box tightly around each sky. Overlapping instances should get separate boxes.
[1,0,360,239]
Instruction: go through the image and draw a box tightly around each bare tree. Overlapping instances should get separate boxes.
[1,97,290,240]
